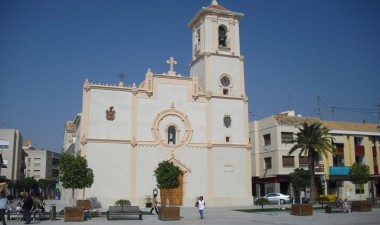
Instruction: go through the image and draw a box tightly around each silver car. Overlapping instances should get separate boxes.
[264,193,290,204]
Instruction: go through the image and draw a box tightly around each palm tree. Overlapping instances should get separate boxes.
[288,122,335,203]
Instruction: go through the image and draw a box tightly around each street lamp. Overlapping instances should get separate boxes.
[153,188,158,196]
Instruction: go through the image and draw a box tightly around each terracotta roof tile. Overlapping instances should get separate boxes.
[321,120,380,133]
[273,114,320,126]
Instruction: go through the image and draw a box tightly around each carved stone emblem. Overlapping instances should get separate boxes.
[224,115,231,128]
[106,106,116,121]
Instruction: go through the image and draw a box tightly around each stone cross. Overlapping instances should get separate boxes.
[166,57,177,75]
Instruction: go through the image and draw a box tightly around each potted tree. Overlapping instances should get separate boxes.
[349,162,372,212]
[154,161,181,221]
[289,168,313,216]
[59,152,94,221]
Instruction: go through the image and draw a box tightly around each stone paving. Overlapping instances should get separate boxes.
[5,200,379,225]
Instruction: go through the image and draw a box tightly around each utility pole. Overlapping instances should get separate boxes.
[317,96,321,119]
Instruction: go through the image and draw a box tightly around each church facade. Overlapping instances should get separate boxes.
[64,1,252,207]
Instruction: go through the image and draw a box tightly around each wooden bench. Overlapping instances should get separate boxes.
[76,200,91,219]
[64,207,85,222]
[107,206,142,220]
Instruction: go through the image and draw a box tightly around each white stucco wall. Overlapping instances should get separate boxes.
[88,90,132,140]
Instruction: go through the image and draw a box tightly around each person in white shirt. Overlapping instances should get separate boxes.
[0,190,9,225]
[198,196,205,219]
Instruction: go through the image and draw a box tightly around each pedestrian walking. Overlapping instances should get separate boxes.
[198,196,205,219]
[22,192,34,224]
[149,194,158,214]
[0,190,9,225]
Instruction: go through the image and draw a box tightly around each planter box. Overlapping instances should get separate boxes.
[158,206,180,221]
[64,207,84,222]
[291,203,313,216]
[351,200,372,212]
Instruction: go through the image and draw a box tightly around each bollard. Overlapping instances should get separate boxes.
[50,205,56,221]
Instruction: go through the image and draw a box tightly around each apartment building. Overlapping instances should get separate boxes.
[322,120,380,201]
[250,110,380,201]
[23,142,61,181]
[0,129,25,181]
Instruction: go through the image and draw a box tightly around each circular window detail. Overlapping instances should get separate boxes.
[152,106,192,150]
[220,75,231,87]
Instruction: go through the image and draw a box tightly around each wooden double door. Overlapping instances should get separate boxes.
[160,172,183,206]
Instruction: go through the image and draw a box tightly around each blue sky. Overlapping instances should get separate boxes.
[1,0,379,151]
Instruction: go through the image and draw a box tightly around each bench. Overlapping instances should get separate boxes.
[107,206,142,220]
[325,202,351,213]
[7,209,47,221]
[6,208,21,221]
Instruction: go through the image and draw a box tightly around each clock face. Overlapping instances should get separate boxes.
[221,76,230,87]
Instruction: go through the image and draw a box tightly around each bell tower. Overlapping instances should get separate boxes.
[188,0,245,96]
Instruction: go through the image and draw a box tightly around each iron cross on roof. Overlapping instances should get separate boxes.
[166,57,177,75]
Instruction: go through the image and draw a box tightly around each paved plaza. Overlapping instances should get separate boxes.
[5,200,379,225]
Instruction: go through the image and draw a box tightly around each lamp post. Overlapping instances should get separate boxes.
[153,188,158,196]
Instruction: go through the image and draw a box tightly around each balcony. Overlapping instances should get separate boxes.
[355,146,365,155]
[315,164,324,173]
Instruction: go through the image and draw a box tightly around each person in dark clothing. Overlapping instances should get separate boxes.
[22,193,34,224]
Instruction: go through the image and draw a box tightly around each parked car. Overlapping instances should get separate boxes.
[264,193,290,204]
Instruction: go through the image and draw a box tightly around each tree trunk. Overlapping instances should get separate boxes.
[72,188,75,205]
[308,150,316,203]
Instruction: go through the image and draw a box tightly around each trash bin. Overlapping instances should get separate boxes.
[50,205,56,221]
[55,194,60,200]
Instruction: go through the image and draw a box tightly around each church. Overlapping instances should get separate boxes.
[64,0,252,207]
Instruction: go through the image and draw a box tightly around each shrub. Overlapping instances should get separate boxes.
[255,197,269,210]
[115,199,131,208]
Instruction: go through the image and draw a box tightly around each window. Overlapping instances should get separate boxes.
[264,157,272,169]
[282,156,294,167]
[195,29,200,52]
[354,137,364,146]
[27,158,31,166]
[263,134,271,146]
[299,156,308,166]
[34,158,41,167]
[168,126,176,145]
[333,155,344,166]
[223,88,228,95]
[355,155,364,163]
[26,170,30,177]
[371,137,377,147]
[0,140,9,150]
[52,169,59,178]
[33,170,40,179]
[226,136,230,142]
[218,26,227,47]
[281,132,293,143]
[52,158,59,166]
